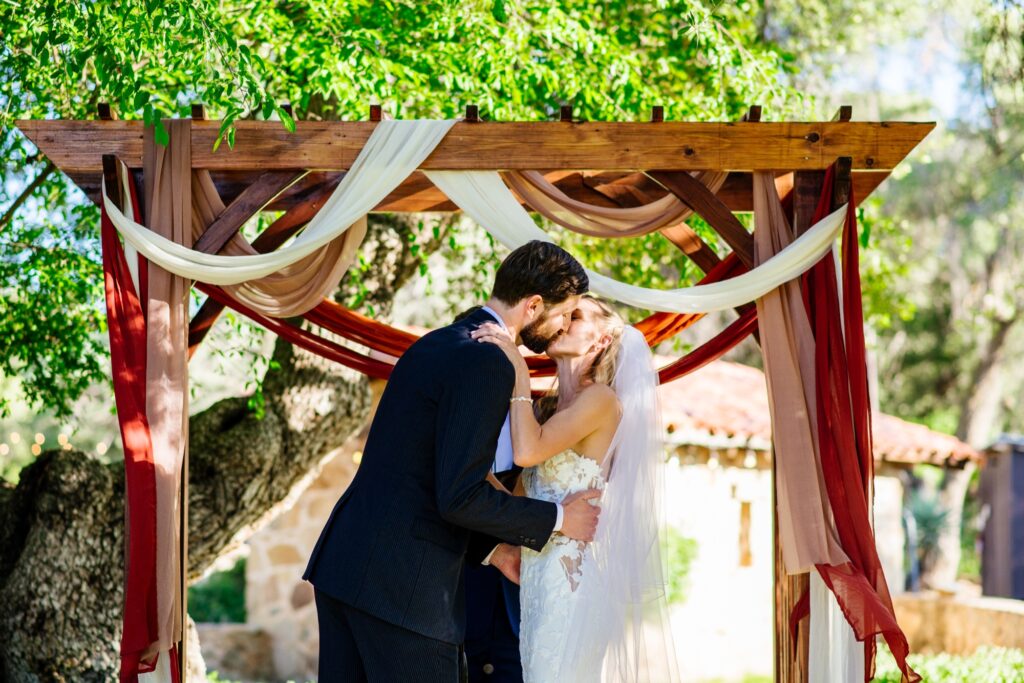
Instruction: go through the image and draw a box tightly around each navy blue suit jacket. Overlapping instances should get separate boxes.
[303,308,558,644]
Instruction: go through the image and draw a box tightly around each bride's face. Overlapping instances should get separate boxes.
[545,298,610,359]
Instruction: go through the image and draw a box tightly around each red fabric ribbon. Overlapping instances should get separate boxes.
[102,198,161,682]
[797,166,919,683]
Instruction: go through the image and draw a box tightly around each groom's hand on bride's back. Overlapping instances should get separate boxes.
[559,489,602,542]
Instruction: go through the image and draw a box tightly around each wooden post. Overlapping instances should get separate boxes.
[650,106,664,123]
[465,105,480,122]
[832,105,853,122]
[98,103,117,121]
[190,104,206,120]
[743,105,762,123]
[369,104,382,122]
[559,105,573,122]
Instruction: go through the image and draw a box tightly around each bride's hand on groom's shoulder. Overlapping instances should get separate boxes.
[471,322,522,365]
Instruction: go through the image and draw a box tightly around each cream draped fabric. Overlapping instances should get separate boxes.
[103,120,456,285]
[503,169,728,237]
[189,171,367,317]
[425,169,848,314]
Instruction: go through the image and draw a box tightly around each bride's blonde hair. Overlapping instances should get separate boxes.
[537,295,626,423]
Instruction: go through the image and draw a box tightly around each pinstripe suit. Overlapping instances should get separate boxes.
[304,308,558,681]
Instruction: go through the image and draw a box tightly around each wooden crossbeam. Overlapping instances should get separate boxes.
[575,170,724,273]
[648,170,755,266]
[192,171,307,254]
[15,119,935,175]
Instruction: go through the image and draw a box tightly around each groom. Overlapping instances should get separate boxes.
[303,240,600,682]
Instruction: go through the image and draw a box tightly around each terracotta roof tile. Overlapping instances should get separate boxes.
[655,358,981,467]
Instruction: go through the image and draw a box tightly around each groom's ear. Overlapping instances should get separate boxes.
[522,294,545,321]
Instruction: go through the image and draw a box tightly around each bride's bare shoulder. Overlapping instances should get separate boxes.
[578,383,621,417]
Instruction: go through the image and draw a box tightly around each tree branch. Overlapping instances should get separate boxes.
[0,160,56,234]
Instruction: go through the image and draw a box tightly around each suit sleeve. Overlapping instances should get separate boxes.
[434,346,557,552]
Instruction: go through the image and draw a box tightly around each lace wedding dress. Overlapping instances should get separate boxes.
[519,448,606,682]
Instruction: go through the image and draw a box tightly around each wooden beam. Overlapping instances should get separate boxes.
[833,157,853,207]
[192,171,307,254]
[658,224,722,273]
[101,154,122,210]
[14,119,935,174]
[648,170,755,266]
[833,105,853,122]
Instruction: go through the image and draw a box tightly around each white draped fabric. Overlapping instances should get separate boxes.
[103,119,846,314]
[809,571,865,682]
[425,170,847,314]
[102,120,456,284]
[806,247,864,683]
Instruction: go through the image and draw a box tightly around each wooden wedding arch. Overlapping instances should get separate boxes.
[17,102,933,682]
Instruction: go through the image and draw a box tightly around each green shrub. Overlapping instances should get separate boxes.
[662,526,698,605]
[188,557,246,623]
[874,643,1024,682]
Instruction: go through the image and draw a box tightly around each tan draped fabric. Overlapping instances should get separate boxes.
[142,120,191,655]
[503,170,729,237]
[136,123,368,664]
[190,171,367,318]
[752,172,848,574]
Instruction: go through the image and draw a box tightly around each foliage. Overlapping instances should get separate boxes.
[867,1,1024,443]
[874,644,1024,683]
[907,485,950,572]
[187,557,247,623]
[0,0,812,418]
[661,525,698,605]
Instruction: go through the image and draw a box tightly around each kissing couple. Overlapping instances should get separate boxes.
[305,240,676,682]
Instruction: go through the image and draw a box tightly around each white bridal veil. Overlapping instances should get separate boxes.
[555,326,680,682]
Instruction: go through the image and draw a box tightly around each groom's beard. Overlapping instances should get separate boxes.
[520,319,561,354]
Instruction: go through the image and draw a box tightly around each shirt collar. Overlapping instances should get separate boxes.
[480,305,510,333]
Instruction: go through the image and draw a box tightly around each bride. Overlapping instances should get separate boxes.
[473,295,678,683]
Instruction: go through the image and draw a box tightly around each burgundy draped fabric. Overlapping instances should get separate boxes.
[802,167,919,682]
[103,191,161,681]
[196,283,395,379]
[197,279,755,389]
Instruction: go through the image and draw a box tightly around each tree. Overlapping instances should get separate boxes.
[0,2,806,677]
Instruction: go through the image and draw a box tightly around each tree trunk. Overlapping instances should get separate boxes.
[921,317,1015,589]
[0,214,438,680]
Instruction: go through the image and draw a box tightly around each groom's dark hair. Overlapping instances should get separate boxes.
[491,241,588,305]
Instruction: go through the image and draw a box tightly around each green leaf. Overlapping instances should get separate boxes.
[154,120,169,147]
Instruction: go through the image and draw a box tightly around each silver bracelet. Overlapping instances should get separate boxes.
[510,396,534,405]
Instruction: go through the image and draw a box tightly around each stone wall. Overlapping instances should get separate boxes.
[195,623,273,682]
[242,438,362,682]
[893,592,1024,654]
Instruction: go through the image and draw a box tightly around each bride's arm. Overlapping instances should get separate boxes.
[508,383,617,467]
[474,323,618,468]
